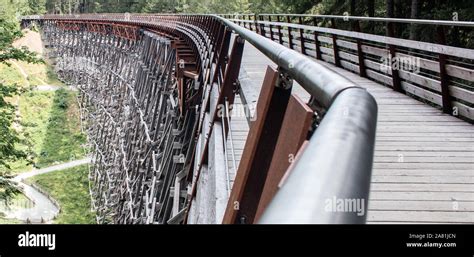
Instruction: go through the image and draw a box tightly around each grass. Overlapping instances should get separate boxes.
[6,89,87,174]
[36,89,87,168]
[7,90,55,172]
[26,164,95,224]
[0,59,63,88]
[18,60,64,86]
[0,63,28,87]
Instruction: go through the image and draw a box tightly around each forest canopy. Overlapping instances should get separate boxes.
[6,0,470,50]
[9,0,474,22]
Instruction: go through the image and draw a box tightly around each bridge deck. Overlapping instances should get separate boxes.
[228,37,474,224]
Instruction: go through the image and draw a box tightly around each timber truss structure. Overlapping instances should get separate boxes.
[33,16,252,224]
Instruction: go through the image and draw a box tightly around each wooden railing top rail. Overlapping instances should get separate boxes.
[228,18,474,60]
[221,14,474,27]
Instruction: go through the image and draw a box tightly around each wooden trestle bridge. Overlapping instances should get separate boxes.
[21,13,474,224]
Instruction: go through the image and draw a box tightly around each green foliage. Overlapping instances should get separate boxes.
[0,63,28,86]
[0,2,43,64]
[36,89,86,168]
[0,0,41,203]
[27,0,47,15]
[79,0,322,14]
[0,84,28,169]
[0,174,21,202]
[7,89,86,173]
[0,0,43,191]
[26,164,96,224]
[6,90,54,172]
[54,89,69,109]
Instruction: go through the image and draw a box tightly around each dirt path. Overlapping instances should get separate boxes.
[10,61,29,81]
[4,157,91,223]
[12,158,91,183]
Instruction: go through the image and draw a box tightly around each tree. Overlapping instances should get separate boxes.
[385,0,394,36]
[409,0,419,40]
[0,0,41,202]
[367,0,375,32]
[27,0,47,15]
[349,0,355,15]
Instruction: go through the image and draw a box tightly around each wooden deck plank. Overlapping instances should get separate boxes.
[367,211,474,223]
[369,192,473,201]
[371,183,474,192]
[371,175,474,184]
[368,201,474,211]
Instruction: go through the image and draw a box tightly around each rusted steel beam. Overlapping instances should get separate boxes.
[213,36,245,123]
[222,66,292,224]
[183,36,245,223]
[254,94,313,222]
[211,28,232,84]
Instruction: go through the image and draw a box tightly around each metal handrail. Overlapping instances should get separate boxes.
[202,14,379,223]
[259,89,377,224]
[22,14,378,224]
[212,14,362,108]
[212,14,377,223]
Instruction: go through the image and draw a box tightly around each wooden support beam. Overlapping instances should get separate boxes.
[387,22,403,92]
[184,70,199,80]
[354,21,366,78]
[222,66,292,224]
[276,16,283,45]
[437,26,452,114]
[298,17,306,55]
[259,15,266,36]
[254,94,313,222]
[287,16,294,49]
[331,19,341,67]
[268,15,274,41]
[313,18,322,60]
[254,14,259,34]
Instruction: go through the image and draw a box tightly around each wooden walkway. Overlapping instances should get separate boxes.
[227,39,474,224]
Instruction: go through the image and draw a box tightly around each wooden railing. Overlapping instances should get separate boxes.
[221,14,474,122]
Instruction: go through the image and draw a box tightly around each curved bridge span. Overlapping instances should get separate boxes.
[21,14,474,224]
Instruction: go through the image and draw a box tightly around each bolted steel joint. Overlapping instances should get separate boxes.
[275,67,293,90]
